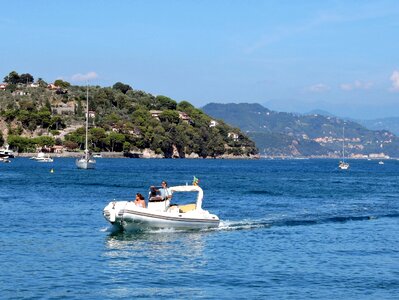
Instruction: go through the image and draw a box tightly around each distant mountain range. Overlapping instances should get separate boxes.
[303,109,399,136]
[203,103,399,158]
[356,117,399,136]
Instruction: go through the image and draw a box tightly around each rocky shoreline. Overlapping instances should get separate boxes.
[16,150,260,159]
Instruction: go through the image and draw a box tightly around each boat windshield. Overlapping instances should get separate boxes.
[169,192,197,206]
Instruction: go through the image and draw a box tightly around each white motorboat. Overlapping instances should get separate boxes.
[0,146,15,158]
[31,152,54,162]
[103,185,220,232]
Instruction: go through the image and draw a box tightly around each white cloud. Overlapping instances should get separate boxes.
[306,83,330,93]
[390,70,399,91]
[71,71,98,82]
[340,80,373,91]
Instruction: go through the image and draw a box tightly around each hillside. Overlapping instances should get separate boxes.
[202,103,399,158]
[357,117,399,136]
[303,109,399,136]
[0,73,257,158]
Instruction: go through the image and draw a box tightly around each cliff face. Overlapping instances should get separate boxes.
[203,103,399,158]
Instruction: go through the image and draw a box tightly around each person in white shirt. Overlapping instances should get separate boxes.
[160,181,172,200]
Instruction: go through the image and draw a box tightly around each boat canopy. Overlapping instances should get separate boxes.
[169,185,204,211]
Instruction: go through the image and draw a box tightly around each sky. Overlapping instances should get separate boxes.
[1,0,398,119]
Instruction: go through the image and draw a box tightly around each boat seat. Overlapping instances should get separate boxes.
[179,203,196,213]
[149,196,163,202]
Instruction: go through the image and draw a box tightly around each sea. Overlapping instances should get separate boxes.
[0,158,398,299]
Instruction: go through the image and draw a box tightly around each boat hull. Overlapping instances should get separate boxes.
[76,158,96,169]
[123,209,219,231]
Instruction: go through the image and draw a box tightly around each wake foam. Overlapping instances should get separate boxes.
[102,212,399,235]
[214,212,399,232]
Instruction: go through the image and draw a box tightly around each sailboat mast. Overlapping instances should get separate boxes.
[85,84,89,160]
[342,126,345,162]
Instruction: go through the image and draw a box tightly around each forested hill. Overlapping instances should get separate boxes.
[203,103,399,158]
[0,72,257,158]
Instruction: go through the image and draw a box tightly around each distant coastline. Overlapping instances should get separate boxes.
[13,152,397,160]
[16,152,260,159]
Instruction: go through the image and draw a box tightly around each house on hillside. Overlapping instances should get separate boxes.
[150,110,163,121]
[228,132,239,141]
[209,120,218,127]
[53,102,75,115]
[52,145,65,154]
[12,90,28,96]
[178,112,192,124]
[47,83,58,90]
[0,83,7,90]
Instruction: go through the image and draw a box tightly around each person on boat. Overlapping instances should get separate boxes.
[149,186,162,201]
[160,181,173,200]
[134,193,146,208]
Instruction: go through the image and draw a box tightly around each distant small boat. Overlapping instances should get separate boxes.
[338,126,350,170]
[93,153,102,158]
[378,161,384,165]
[31,152,53,162]
[0,146,15,159]
[76,84,96,170]
[0,156,11,163]
[339,161,350,170]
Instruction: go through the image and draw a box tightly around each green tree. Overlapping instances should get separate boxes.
[112,82,132,94]
[206,134,225,157]
[156,95,177,110]
[5,83,17,92]
[33,136,55,147]
[2,109,18,121]
[90,127,107,150]
[132,108,151,127]
[54,79,71,89]
[37,78,48,87]
[159,110,180,124]
[177,101,194,111]
[45,99,52,111]
[4,71,20,84]
[76,99,83,117]
[19,73,34,84]
[106,132,125,152]
[65,128,85,149]
[63,140,79,150]
[7,135,34,152]
[123,141,131,151]
[37,110,52,128]
[49,116,65,130]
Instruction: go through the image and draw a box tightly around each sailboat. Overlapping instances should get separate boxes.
[338,126,349,170]
[76,84,96,169]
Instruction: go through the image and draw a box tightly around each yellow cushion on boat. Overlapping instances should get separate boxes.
[179,204,196,213]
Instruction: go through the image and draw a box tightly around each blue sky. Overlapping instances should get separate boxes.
[1,0,398,119]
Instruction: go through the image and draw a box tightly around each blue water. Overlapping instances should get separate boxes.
[1,158,398,299]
